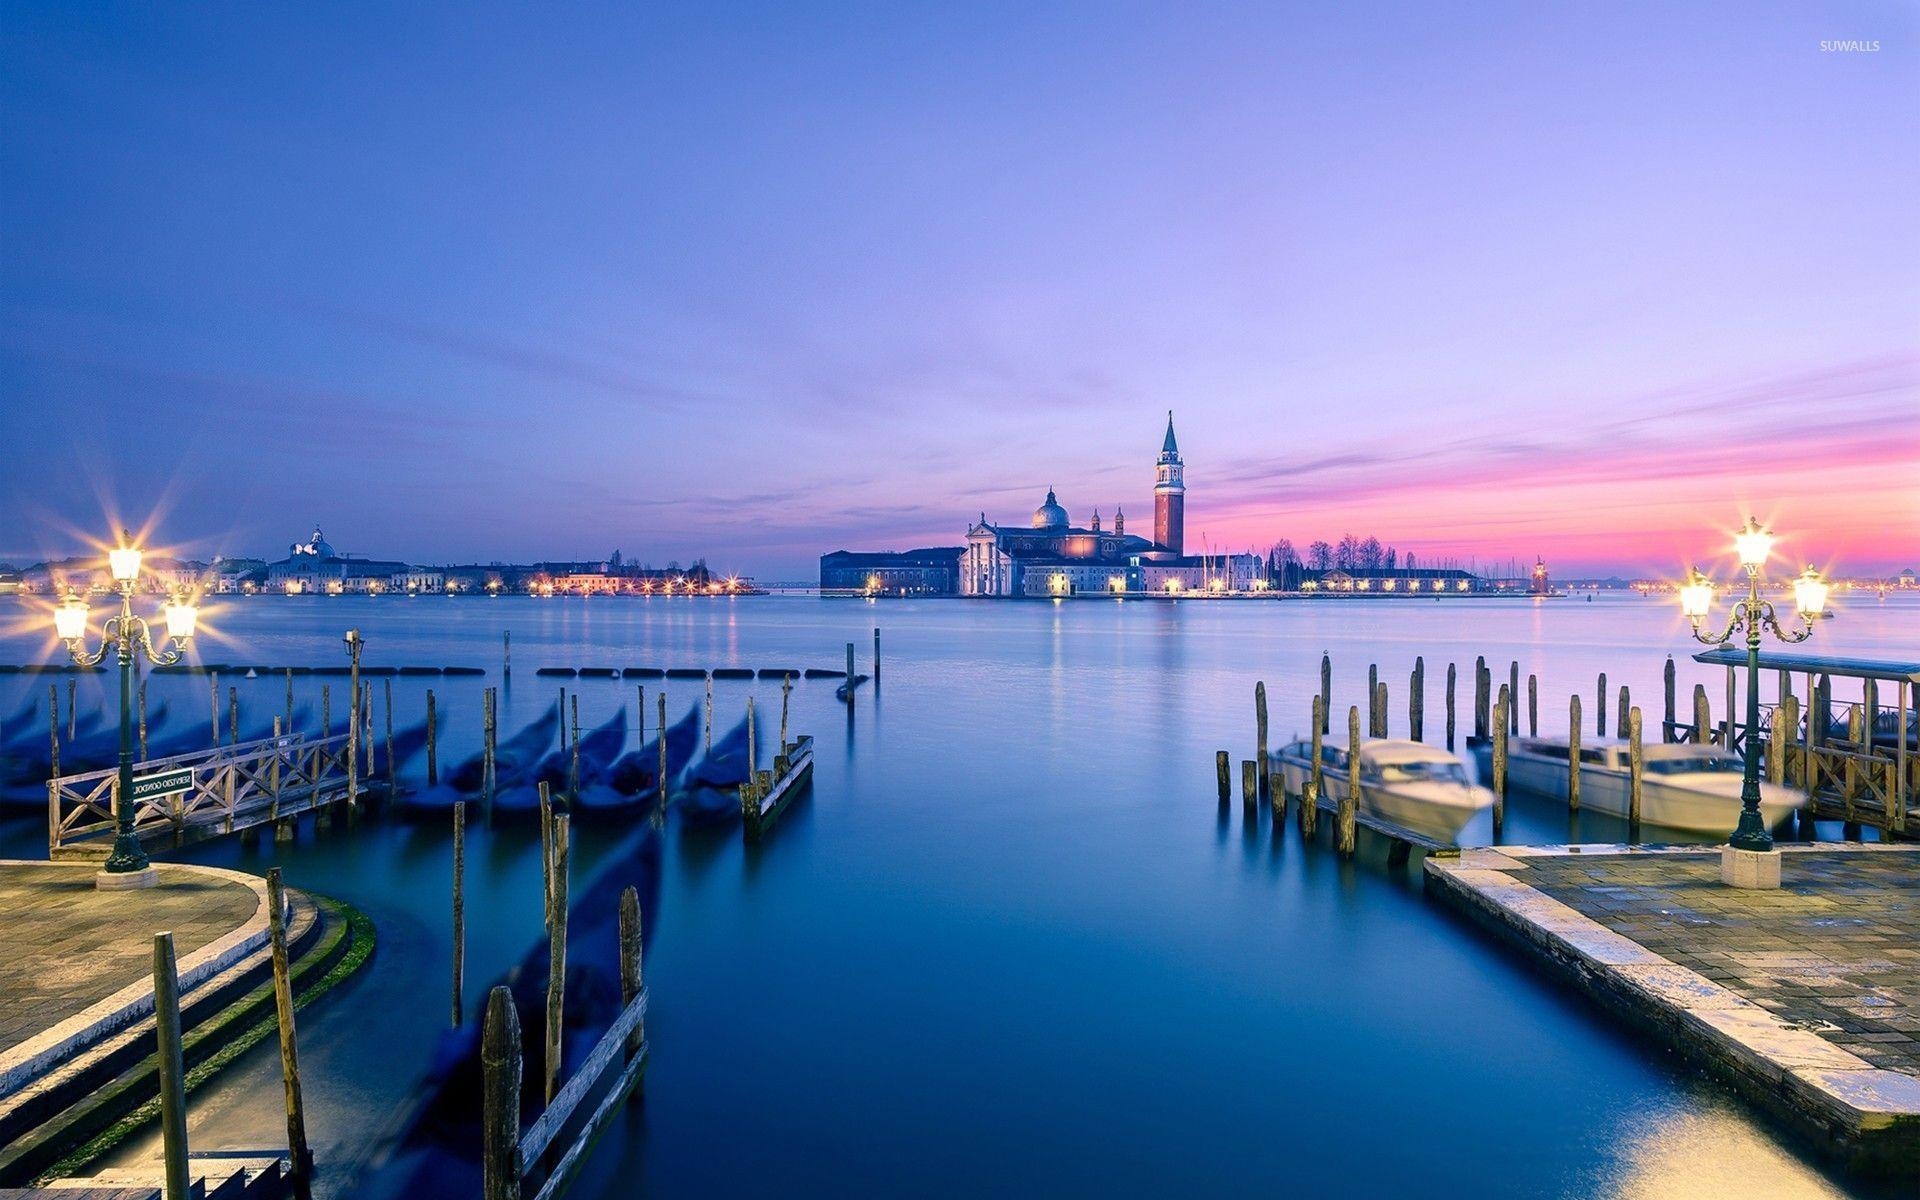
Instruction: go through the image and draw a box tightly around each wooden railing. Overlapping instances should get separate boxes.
[48,731,353,856]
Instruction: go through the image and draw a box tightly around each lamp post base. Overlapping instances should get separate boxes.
[1721,845,1781,890]
[95,866,159,891]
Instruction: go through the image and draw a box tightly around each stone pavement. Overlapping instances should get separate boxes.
[1520,848,1920,1078]
[0,862,263,1086]
[1426,843,1920,1175]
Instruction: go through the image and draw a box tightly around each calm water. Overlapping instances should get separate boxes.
[2,592,1915,1198]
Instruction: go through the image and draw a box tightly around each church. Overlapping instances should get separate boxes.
[962,415,1222,596]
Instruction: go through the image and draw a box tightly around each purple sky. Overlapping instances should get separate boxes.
[3,3,1916,578]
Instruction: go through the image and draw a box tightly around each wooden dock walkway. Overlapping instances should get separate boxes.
[46,734,358,862]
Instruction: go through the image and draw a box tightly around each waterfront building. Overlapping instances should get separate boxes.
[267,526,412,594]
[1300,567,1483,594]
[819,548,965,594]
[963,415,1215,596]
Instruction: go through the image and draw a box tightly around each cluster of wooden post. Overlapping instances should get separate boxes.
[481,872,647,1200]
[146,868,313,1200]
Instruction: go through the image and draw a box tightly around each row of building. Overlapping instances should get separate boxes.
[819,416,1521,597]
[0,528,749,597]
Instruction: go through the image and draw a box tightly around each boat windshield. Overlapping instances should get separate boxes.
[1372,760,1469,785]
[1645,755,1743,775]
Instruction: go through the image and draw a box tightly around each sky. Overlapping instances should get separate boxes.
[2,2,1916,579]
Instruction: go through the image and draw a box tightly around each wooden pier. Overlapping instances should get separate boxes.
[46,733,358,861]
[743,735,815,843]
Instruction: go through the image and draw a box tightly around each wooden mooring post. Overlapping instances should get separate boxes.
[1372,681,1388,738]
[1628,707,1644,832]
[873,627,881,684]
[1473,656,1489,740]
[1771,693,1794,784]
[1568,695,1582,811]
[1303,696,1323,838]
[1527,673,1538,737]
[1320,653,1331,734]
[845,642,856,704]
[346,630,362,811]
[266,869,313,1200]
[1617,686,1630,750]
[545,812,569,1104]
[426,689,439,786]
[483,687,498,811]
[1694,685,1711,747]
[154,931,191,1200]
[657,692,669,814]
[1491,686,1508,834]
[1338,706,1359,856]
[1508,662,1520,734]
[1241,759,1257,811]
[452,800,466,1028]
[209,674,220,745]
[385,678,396,791]
[1254,681,1269,799]
[620,887,644,1057]
[1663,657,1677,742]
[481,987,522,1200]
[229,686,239,746]
[1367,664,1379,734]
[49,684,59,780]
[1410,656,1425,742]
[67,677,76,741]
[1596,672,1608,738]
[1445,663,1457,750]
[1215,751,1231,806]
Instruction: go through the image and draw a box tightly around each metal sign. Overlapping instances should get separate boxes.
[129,767,194,801]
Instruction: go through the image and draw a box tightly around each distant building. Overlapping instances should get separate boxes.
[963,414,1218,596]
[267,526,412,594]
[208,556,267,593]
[819,548,965,595]
[1901,568,1916,589]
[1301,567,1482,594]
[1531,558,1550,595]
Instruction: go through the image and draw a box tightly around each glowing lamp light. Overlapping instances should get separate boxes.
[108,544,143,583]
[1734,518,1773,572]
[1680,567,1715,623]
[1793,565,1830,618]
[55,591,90,642]
[164,595,199,642]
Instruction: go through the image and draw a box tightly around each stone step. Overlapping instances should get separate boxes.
[0,897,347,1188]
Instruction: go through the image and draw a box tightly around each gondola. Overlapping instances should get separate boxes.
[574,705,701,815]
[493,707,627,816]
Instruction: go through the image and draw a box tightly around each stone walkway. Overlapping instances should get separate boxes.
[1521,849,1920,1077]
[1426,843,1920,1174]
[0,863,260,1059]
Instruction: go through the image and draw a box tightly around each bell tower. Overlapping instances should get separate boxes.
[1153,411,1184,555]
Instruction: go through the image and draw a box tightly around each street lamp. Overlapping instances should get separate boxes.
[54,531,199,887]
[1681,518,1827,858]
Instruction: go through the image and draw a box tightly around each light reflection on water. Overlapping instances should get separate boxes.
[1599,1105,1852,1199]
[1,593,1913,1199]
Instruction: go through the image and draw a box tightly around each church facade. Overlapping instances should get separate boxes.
[962,415,1214,597]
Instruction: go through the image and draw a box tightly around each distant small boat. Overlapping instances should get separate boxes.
[1270,737,1492,844]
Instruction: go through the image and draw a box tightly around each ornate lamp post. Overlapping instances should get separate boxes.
[54,532,199,888]
[1680,518,1828,872]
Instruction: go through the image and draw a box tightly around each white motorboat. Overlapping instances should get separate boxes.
[1269,737,1493,844]
[1499,737,1802,833]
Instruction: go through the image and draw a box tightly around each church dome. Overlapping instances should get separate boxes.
[1030,488,1069,530]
